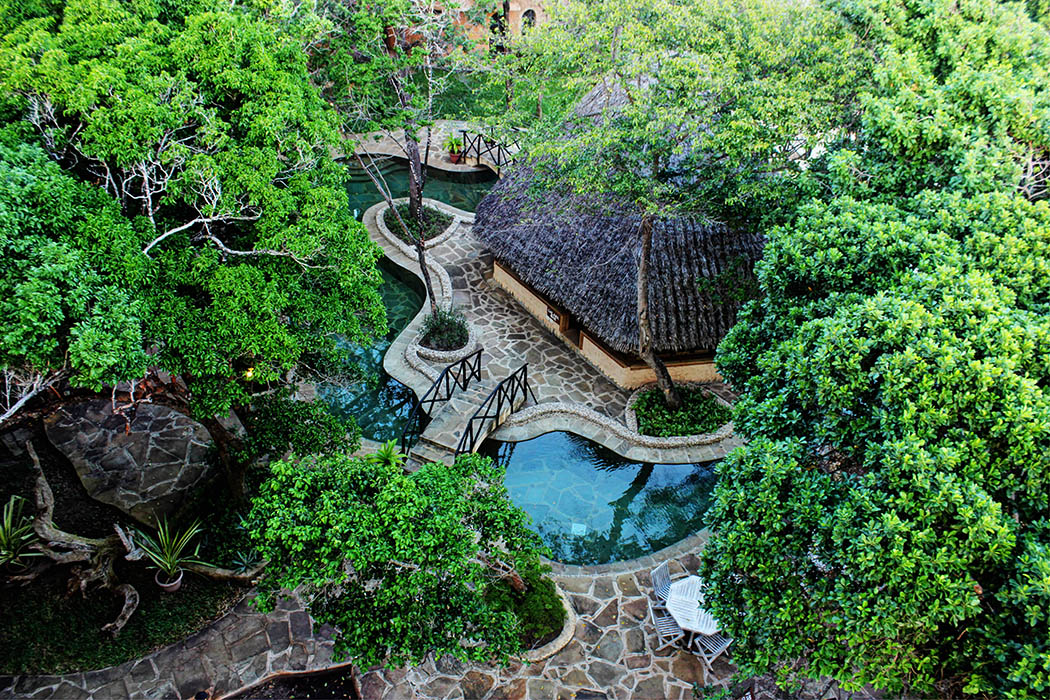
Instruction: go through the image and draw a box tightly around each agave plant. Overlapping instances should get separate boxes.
[0,495,39,569]
[135,518,210,580]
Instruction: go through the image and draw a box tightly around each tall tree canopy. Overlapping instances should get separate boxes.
[0,0,386,494]
[703,0,1050,696]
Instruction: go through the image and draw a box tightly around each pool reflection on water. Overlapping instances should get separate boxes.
[480,432,719,566]
[318,261,424,442]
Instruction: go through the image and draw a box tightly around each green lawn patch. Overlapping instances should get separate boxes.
[0,565,244,674]
[634,385,731,437]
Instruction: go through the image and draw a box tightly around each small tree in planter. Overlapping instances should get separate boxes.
[420,307,469,351]
[135,519,210,593]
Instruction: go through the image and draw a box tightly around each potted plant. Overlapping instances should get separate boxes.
[135,518,210,592]
[444,134,464,163]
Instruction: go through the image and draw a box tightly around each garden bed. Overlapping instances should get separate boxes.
[390,203,453,244]
[632,385,732,437]
[419,307,469,351]
[485,569,567,650]
[0,565,245,674]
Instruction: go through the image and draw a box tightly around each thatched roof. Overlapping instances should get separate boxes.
[473,169,765,356]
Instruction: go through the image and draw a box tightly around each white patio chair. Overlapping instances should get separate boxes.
[651,560,673,605]
[649,598,685,651]
[693,631,733,669]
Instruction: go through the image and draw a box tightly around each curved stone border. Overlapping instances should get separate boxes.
[623,381,734,440]
[546,531,710,578]
[491,401,740,465]
[376,197,473,255]
[411,319,481,364]
[524,586,577,663]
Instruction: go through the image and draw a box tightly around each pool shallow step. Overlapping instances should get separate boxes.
[406,377,529,469]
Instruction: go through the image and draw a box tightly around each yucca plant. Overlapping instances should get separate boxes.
[0,495,39,569]
[135,518,210,581]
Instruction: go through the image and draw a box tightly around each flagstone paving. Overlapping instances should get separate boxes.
[357,543,738,700]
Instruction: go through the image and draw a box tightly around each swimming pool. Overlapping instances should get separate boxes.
[344,159,496,218]
[319,261,424,442]
[480,432,718,566]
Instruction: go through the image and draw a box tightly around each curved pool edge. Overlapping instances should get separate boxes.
[492,402,743,465]
[544,529,711,578]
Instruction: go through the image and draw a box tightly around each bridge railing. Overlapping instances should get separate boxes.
[460,130,519,175]
[454,363,536,457]
[399,348,483,453]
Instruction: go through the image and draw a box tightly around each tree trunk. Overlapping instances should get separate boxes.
[416,240,440,317]
[197,415,248,501]
[637,215,681,409]
[404,133,426,230]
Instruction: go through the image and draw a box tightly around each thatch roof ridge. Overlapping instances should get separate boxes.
[473,168,765,355]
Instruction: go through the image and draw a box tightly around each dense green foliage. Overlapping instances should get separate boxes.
[483,568,566,649]
[0,130,149,394]
[420,307,469,351]
[0,0,386,423]
[825,0,1050,201]
[247,451,550,667]
[505,0,865,225]
[633,386,732,438]
[702,0,1050,696]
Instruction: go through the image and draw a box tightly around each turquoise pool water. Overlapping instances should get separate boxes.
[319,261,424,442]
[480,432,719,565]
[345,159,496,217]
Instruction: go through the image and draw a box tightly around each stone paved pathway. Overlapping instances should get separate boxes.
[358,539,738,700]
[0,594,347,700]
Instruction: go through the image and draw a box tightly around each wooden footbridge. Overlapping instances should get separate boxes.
[400,349,537,469]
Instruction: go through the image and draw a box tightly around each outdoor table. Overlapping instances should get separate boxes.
[665,575,719,636]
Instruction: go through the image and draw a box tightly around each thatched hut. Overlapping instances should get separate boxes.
[473,169,765,389]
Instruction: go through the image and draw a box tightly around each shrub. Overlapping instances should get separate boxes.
[633,386,731,437]
[420,307,469,351]
[484,568,566,649]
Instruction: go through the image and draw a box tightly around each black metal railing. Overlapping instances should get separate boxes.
[454,363,537,457]
[460,130,518,175]
[399,348,483,453]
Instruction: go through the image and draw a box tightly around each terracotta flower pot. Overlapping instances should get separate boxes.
[449,151,462,164]
[155,568,183,593]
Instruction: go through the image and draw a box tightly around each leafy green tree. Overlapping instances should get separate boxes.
[0,127,148,424]
[247,450,550,667]
[0,0,387,496]
[706,191,1050,696]
[307,0,485,314]
[493,0,864,406]
[824,0,1050,201]
[702,1,1050,695]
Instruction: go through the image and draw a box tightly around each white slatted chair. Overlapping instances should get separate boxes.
[651,560,673,606]
[649,598,685,651]
[693,632,733,669]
